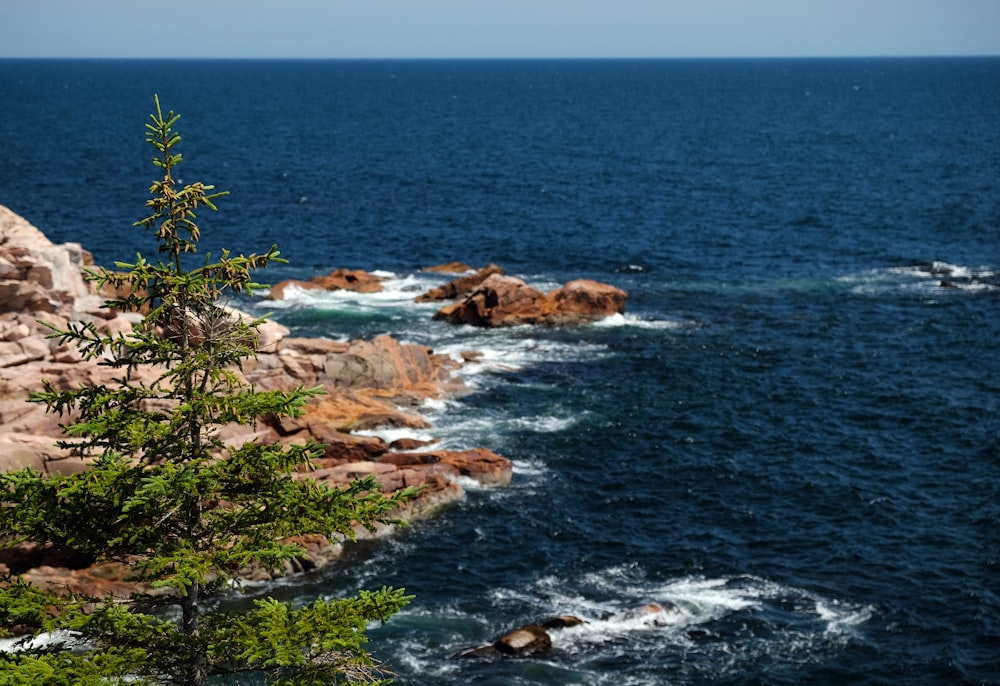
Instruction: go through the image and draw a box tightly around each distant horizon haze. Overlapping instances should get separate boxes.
[2,0,998,60]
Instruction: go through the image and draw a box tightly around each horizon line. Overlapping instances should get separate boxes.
[2,53,998,61]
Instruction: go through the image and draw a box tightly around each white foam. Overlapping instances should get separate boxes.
[439,336,611,378]
[252,272,448,311]
[451,474,494,492]
[511,457,549,478]
[512,568,873,656]
[658,576,764,616]
[591,313,688,330]
[817,599,874,636]
[507,414,579,433]
[840,262,997,295]
[419,396,459,415]
[354,426,437,445]
[0,630,82,653]
[425,411,581,452]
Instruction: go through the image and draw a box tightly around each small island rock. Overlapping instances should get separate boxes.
[433,274,626,327]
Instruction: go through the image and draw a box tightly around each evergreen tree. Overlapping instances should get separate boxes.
[0,97,414,685]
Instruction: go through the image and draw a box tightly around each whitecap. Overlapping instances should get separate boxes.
[816,599,874,636]
[419,396,460,415]
[506,414,580,433]
[511,457,549,478]
[504,567,873,660]
[251,271,449,313]
[590,313,689,329]
[840,262,997,295]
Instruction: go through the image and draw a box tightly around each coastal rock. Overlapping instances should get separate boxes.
[378,447,513,486]
[547,279,628,322]
[494,625,552,656]
[433,273,627,327]
[267,268,384,300]
[0,206,94,314]
[433,274,545,326]
[455,616,585,659]
[322,335,453,396]
[415,263,505,302]
[0,205,512,596]
[458,625,553,658]
[388,436,438,451]
[422,261,475,274]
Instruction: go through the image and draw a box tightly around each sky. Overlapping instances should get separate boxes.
[2,0,999,59]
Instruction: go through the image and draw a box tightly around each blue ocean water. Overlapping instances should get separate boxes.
[2,58,999,685]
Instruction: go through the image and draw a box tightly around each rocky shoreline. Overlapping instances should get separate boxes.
[0,204,625,599]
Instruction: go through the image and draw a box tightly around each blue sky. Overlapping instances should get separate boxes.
[3,0,998,59]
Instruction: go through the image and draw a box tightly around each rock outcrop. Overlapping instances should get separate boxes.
[0,205,511,594]
[267,268,385,300]
[415,263,506,302]
[433,273,627,327]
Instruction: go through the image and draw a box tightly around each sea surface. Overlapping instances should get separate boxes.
[2,58,999,685]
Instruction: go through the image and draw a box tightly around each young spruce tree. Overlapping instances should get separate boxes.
[0,97,413,685]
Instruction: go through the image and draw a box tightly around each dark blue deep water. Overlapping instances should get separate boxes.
[2,58,999,685]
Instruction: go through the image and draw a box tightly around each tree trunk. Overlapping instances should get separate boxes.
[181,581,206,686]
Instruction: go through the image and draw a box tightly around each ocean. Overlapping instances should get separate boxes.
[1,57,998,685]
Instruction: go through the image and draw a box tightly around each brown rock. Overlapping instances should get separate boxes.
[493,625,553,656]
[433,274,547,327]
[377,448,513,486]
[301,391,430,433]
[547,279,627,322]
[542,615,586,628]
[322,335,454,397]
[416,263,506,302]
[388,436,438,451]
[422,261,475,274]
[310,460,399,485]
[20,562,156,600]
[433,448,513,486]
[268,268,384,300]
[434,274,626,328]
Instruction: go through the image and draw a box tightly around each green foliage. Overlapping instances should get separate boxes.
[0,96,413,684]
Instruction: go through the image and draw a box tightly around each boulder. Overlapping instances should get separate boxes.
[268,268,384,300]
[493,625,552,656]
[433,274,545,327]
[454,617,585,659]
[416,263,505,302]
[547,279,628,323]
[433,273,627,327]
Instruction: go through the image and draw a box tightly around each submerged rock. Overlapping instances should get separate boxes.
[454,605,688,660]
[454,615,586,659]
[493,625,553,656]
